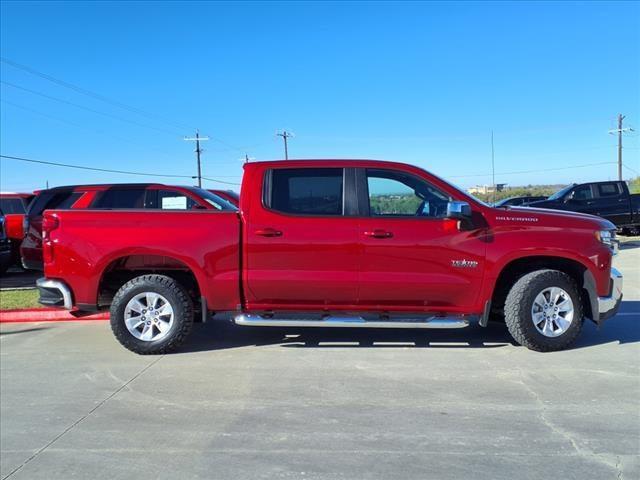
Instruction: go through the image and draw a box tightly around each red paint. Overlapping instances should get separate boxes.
[0,308,109,323]
[20,184,225,270]
[41,160,616,316]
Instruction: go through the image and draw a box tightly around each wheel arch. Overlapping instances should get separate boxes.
[489,255,595,323]
[94,251,208,310]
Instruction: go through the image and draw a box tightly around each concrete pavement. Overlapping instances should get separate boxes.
[1,247,638,480]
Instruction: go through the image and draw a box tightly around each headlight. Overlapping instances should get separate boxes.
[595,230,618,254]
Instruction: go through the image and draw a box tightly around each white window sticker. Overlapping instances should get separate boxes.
[161,196,187,210]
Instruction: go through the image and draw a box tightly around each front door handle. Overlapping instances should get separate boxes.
[255,228,282,237]
[364,229,393,239]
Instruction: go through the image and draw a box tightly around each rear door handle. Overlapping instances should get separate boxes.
[364,229,393,239]
[255,228,282,237]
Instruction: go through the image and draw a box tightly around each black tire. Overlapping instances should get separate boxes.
[504,269,583,352]
[110,274,194,354]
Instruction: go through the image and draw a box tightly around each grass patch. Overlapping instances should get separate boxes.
[0,289,42,310]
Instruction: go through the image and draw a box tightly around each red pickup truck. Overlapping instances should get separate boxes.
[37,160,623,354]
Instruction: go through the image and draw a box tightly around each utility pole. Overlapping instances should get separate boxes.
[608,114,634,181]
[184,130,210,187]
[277,130,294,160]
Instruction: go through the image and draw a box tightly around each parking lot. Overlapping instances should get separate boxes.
[1,244,638,480]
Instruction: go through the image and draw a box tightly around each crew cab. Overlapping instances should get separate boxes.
[529,181,640,235]
[21,183,236,270]
[37,160,623,354]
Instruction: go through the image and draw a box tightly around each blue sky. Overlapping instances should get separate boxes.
[1,0,639,192]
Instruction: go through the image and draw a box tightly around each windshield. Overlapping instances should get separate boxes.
[186,187,238,211]
[547,184,573,201]
[493,198,513,207]
[422,171,491,207]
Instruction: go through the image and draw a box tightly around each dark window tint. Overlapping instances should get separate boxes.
[268,168,344,215]
[185,188,237,210]
[45,192,83,210]
[0,198,26,214]
[92,189,146,209]
[570,185,594,201]
[598,183,621,197]
[366,169,450,218]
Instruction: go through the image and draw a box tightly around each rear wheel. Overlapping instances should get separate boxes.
[110,274,193,354]
[504,269,583,352]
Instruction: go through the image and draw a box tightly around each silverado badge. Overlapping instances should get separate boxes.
[452,259,479,268]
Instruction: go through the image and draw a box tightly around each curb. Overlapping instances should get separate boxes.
[0,308,109,323]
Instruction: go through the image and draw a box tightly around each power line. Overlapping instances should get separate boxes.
[1,57,248,153]
[0,98,177,152]
[0,56,193,131]
[1,99,241,168]
[0,154,240,185]
[447,161,616,179]
[1,80,183,137]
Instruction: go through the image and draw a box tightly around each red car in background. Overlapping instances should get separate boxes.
[0,192,36,268]
[209,189,239,206]
[21,183,236,270]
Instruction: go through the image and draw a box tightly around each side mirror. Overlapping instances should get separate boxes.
[446,201,472,220]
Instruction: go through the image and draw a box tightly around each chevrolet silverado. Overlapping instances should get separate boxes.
[37,160,623,353]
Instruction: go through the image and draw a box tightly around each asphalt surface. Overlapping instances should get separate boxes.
[1,246,639,480]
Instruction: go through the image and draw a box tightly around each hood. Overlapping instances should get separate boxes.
[489,205,615,230]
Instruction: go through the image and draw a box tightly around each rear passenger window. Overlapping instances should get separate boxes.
[46,192,83,210]
[267,168,344,215]
[92,189,146,209]
[598,183,621,197]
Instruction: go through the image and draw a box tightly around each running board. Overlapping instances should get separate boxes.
[233,314,470,329]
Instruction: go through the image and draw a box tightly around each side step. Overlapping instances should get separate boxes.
[233,314,470,329]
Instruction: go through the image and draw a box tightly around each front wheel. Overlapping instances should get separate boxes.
[110,274,194,354]
[504,269,583,352]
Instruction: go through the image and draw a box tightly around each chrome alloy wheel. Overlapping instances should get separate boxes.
[124,292,174,342]
[531,286,574,338]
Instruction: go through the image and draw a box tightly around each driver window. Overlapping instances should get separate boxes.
[569,185,594,201]
[366,169,450,218]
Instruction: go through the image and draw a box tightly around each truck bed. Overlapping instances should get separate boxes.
[45,209,241,311]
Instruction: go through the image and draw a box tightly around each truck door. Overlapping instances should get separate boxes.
[562,184,597,214]
[244,167,359,309]
[356,168,486,310]
[592,182,631,226]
